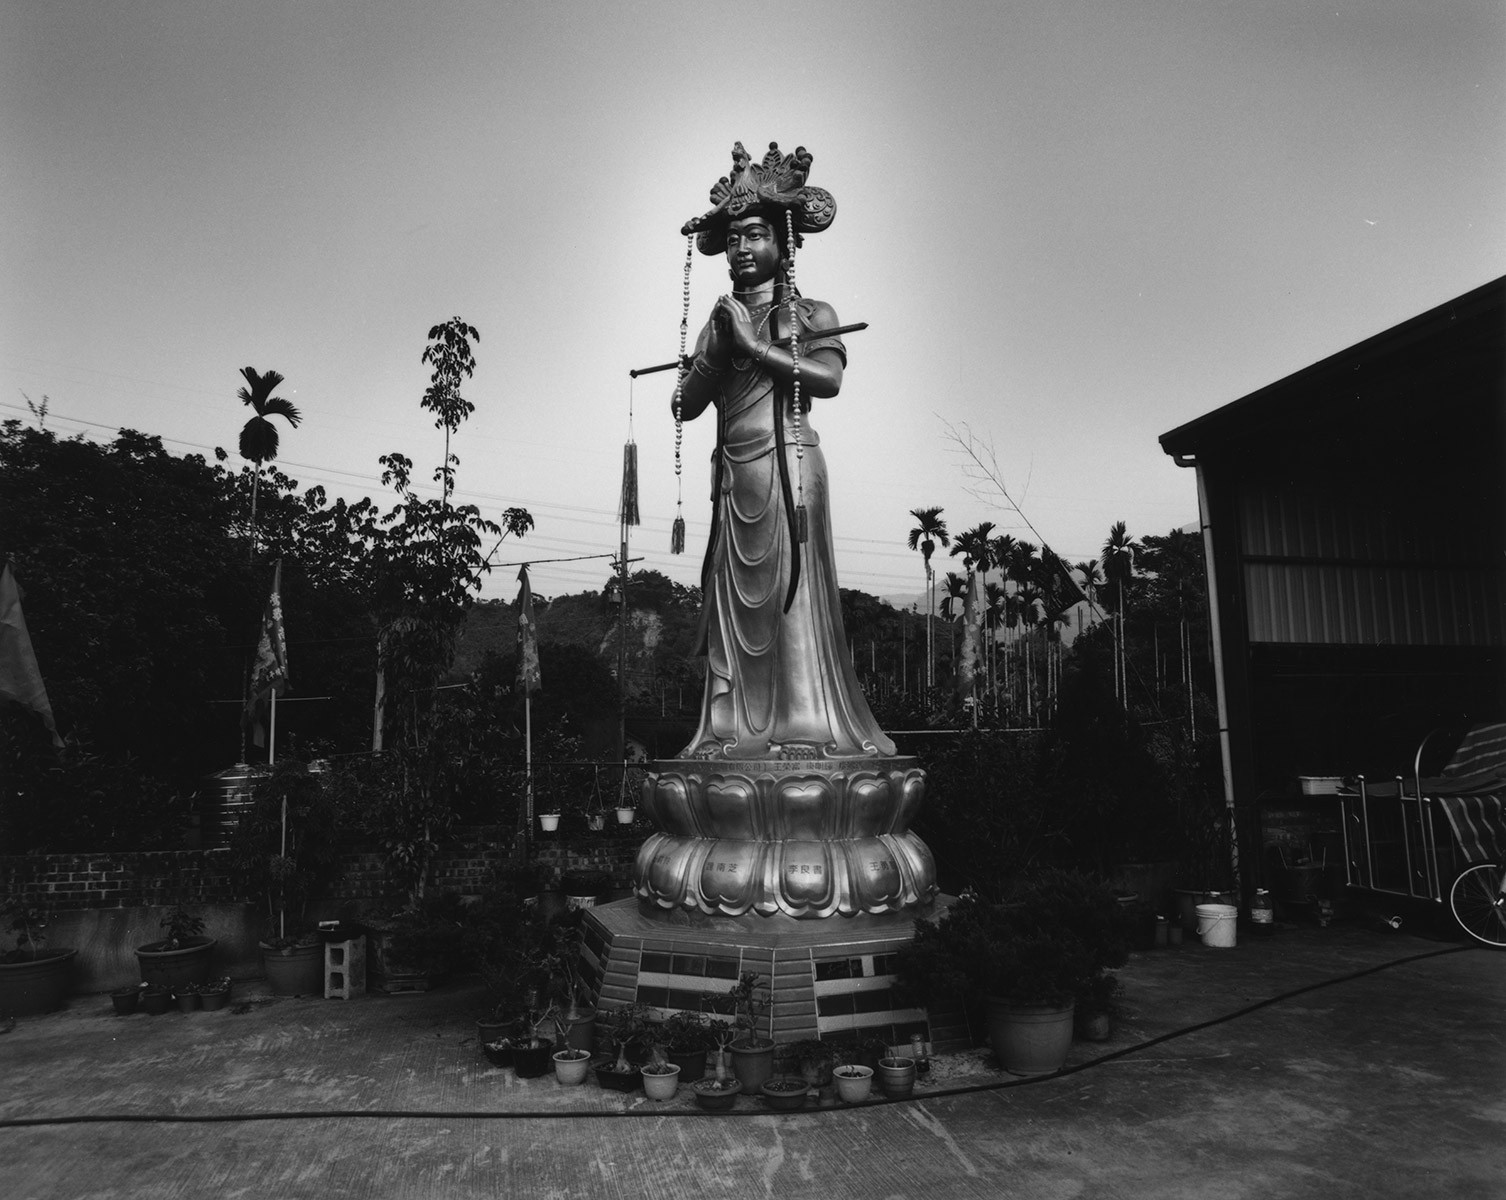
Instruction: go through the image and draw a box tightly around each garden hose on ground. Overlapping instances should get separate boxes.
[0,943,1474,1129]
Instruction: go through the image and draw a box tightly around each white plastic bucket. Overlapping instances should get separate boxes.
[1196,903,1238,948]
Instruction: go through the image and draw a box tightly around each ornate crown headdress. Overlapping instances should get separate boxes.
[680,141,836,256]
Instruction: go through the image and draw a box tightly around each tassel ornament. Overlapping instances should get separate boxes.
[671,511,686,555]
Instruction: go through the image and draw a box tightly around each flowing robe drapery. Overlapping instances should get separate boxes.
[684,300,894,761]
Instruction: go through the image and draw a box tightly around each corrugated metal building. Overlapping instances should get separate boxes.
[1159,277,1504,886]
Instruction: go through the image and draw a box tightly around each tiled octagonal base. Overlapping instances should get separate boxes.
[580,896,968,1051]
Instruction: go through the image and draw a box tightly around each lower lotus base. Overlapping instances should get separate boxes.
[581,897,962,1048]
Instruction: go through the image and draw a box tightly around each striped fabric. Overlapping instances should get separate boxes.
[1439,795,1506,863]
[1436,723,1506,863]
[1442,722,1506,785]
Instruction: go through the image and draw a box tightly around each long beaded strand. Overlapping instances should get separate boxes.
[786,209,807,544]
[670,233,692,554]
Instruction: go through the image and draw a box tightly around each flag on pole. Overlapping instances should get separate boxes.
[0,562,61,747]
[245,559,289,747]
[1041,549,1087,617]
[956,568,983,703]
[516,564,541,696]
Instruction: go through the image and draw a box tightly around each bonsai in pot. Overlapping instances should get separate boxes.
[655,1010,717,1082]
[718,971,774,1091]
[135,906,216,990]
[787,1038,836,1088]
[544,1007,592,1085]
[689,1019,745,1111]
[640,1052,682,1102]
[0,900,78,1017]
[896,870,1129,1077]
[511,1008,556,1079]
[540,911,596,1051]
[593,1003,652,1091]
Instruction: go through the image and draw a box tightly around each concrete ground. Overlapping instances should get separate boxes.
[3,911,1504,1200]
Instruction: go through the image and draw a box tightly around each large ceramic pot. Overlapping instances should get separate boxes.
[135,937,216,990]
[261,942,325,996]
[987,999,1076,1076]
[730,1039,775,1091]
[0,949,77,1017]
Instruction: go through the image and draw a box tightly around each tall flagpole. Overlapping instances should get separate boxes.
[525,692,533,838]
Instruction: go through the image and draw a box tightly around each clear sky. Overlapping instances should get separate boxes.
[4,1,1502,605]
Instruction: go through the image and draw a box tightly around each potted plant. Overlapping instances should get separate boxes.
[720,971,774,1091]
[593,1003,651,1092]
[110,983,142,1016]
[538,911,596,1051]
[1075,972,1121,1043]
[759,1076,809,1110]
[227,759,346,989]
[834,1034,890,1074]
[875,1054,917,1099]
[798,1037,840,1081]
[640,1054,682,1101]
[543,1006,592,1085]
[0,900,78,1017]
[469,888,550,1047]
[260,929,325,996]
[559,868,612,911]
[614,804,635,825]
[538,812,560,833]
[140,983,172,1015]
[135,906,216,990]
[655,1010,717,1083]
[200,977,233,1011]
[174,981,202,1013]
[896,870,1130,1077]
[511,1009,556,1079]
[689,1019,744,1111]
[364,893,468,994]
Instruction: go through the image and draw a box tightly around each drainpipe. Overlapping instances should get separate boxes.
[1173,453,1241,898]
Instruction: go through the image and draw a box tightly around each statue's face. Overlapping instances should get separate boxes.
[725,214,781,286]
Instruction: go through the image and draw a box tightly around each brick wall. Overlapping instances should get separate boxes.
[0,829,642,912]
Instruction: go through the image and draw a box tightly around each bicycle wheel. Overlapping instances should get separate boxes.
[1449,861,1506,948]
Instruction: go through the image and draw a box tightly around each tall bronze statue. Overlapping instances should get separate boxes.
[635,143,936,920]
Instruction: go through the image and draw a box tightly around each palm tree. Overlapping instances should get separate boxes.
[950,522,997,696]
[1075,560,1103,624]
[237,367,302,564]
[1101,520,1138,702]
[939,571,968,675]
[907,506,950,688]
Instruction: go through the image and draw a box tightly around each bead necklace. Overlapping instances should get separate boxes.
[669,233,692,554]
[786,208,807,544]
